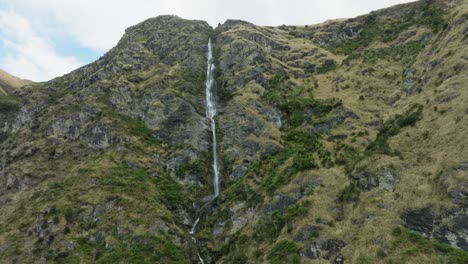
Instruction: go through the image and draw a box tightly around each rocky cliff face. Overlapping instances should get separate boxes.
[0,0,467,263]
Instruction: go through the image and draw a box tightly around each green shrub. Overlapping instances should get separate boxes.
[292,152,317,171]
[340,182,360,203]
[262,131,323,193]
[0,95,19,112]
[181,67,205,96]
[253,201,310,243]
[357,255,373,264]
[175,157,205,179]
[77,236,185,264]
[391,226,402,237]
[390,229,468,264]
[334,142,361,175]
[316,61,337,74]
[214,68,232,102]
[265,75,340,128]
[127,118,160,145]
[333,3,446,62]
[366,104,423,155]
[0,132,8,143]
[268,240,300,264]
[159,176,190,210]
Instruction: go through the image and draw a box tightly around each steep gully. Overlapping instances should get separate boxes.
[189,38,220,264]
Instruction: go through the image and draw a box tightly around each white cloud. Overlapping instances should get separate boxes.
[0,10,81,81]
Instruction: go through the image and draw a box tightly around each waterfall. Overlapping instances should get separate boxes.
[189,217,200,235]
[205,38,220,197]
[189,38,220,264]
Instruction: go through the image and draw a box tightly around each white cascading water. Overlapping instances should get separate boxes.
[205,38,221,197]
[189,38,220,264]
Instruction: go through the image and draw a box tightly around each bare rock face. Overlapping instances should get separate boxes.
[403,206,436,236]
[300,239,347,260]
[403,205,468,251]
[352,166,399,192]
[401,162,468,251]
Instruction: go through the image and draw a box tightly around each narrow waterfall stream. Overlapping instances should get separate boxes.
[189,38,220,264]
[205,38,221,197]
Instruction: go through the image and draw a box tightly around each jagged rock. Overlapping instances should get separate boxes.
[91,231,106,244]
[300,239,347,260]
[402,67,418,94]
[294,225,320,241]
[327,134,348,142]
[294,175,320,197]
[448,182,468,208]
[402,206,435,236]
[230,217,248,234]
[311,21,362,47]
[324,239,347,259]
[149,219,170,236]
[311,106,359,134]
[300,240,322,259]
[86,123,118,149]
[352,167,398,192]
[6,174,31,191]
[78,200,118,224]
[434,214,468,250]
[213,222,226,236]
[333,254,345,264]
[263,194,297,218]
[378,169,398,192]
[230,165,248,180]
[437,162,468,208]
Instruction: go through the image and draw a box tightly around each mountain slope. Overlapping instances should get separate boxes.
[0,69,32,93]
[0,0,467,263]
[0,70,32,114]
[201,0,468,263]
[0,15,212,263]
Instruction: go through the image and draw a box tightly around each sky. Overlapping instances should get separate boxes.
[0,0,415,82]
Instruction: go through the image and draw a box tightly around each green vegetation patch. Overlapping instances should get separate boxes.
[334,141,362,175]
[105,109,160,146]
[335,3,446,63]
[340,182,361,203]
[261,131,325,193]
[265,74,341,127]
[387,227,468,264]
[214,68,233,102]
[358,40,429,65]
[253,201,311,243]
[73,236,185,264]
[0,95,19,112]
[267,240,300,264]
[366,104,423,155]
[124,116,161,145]
[97,165,190,210]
